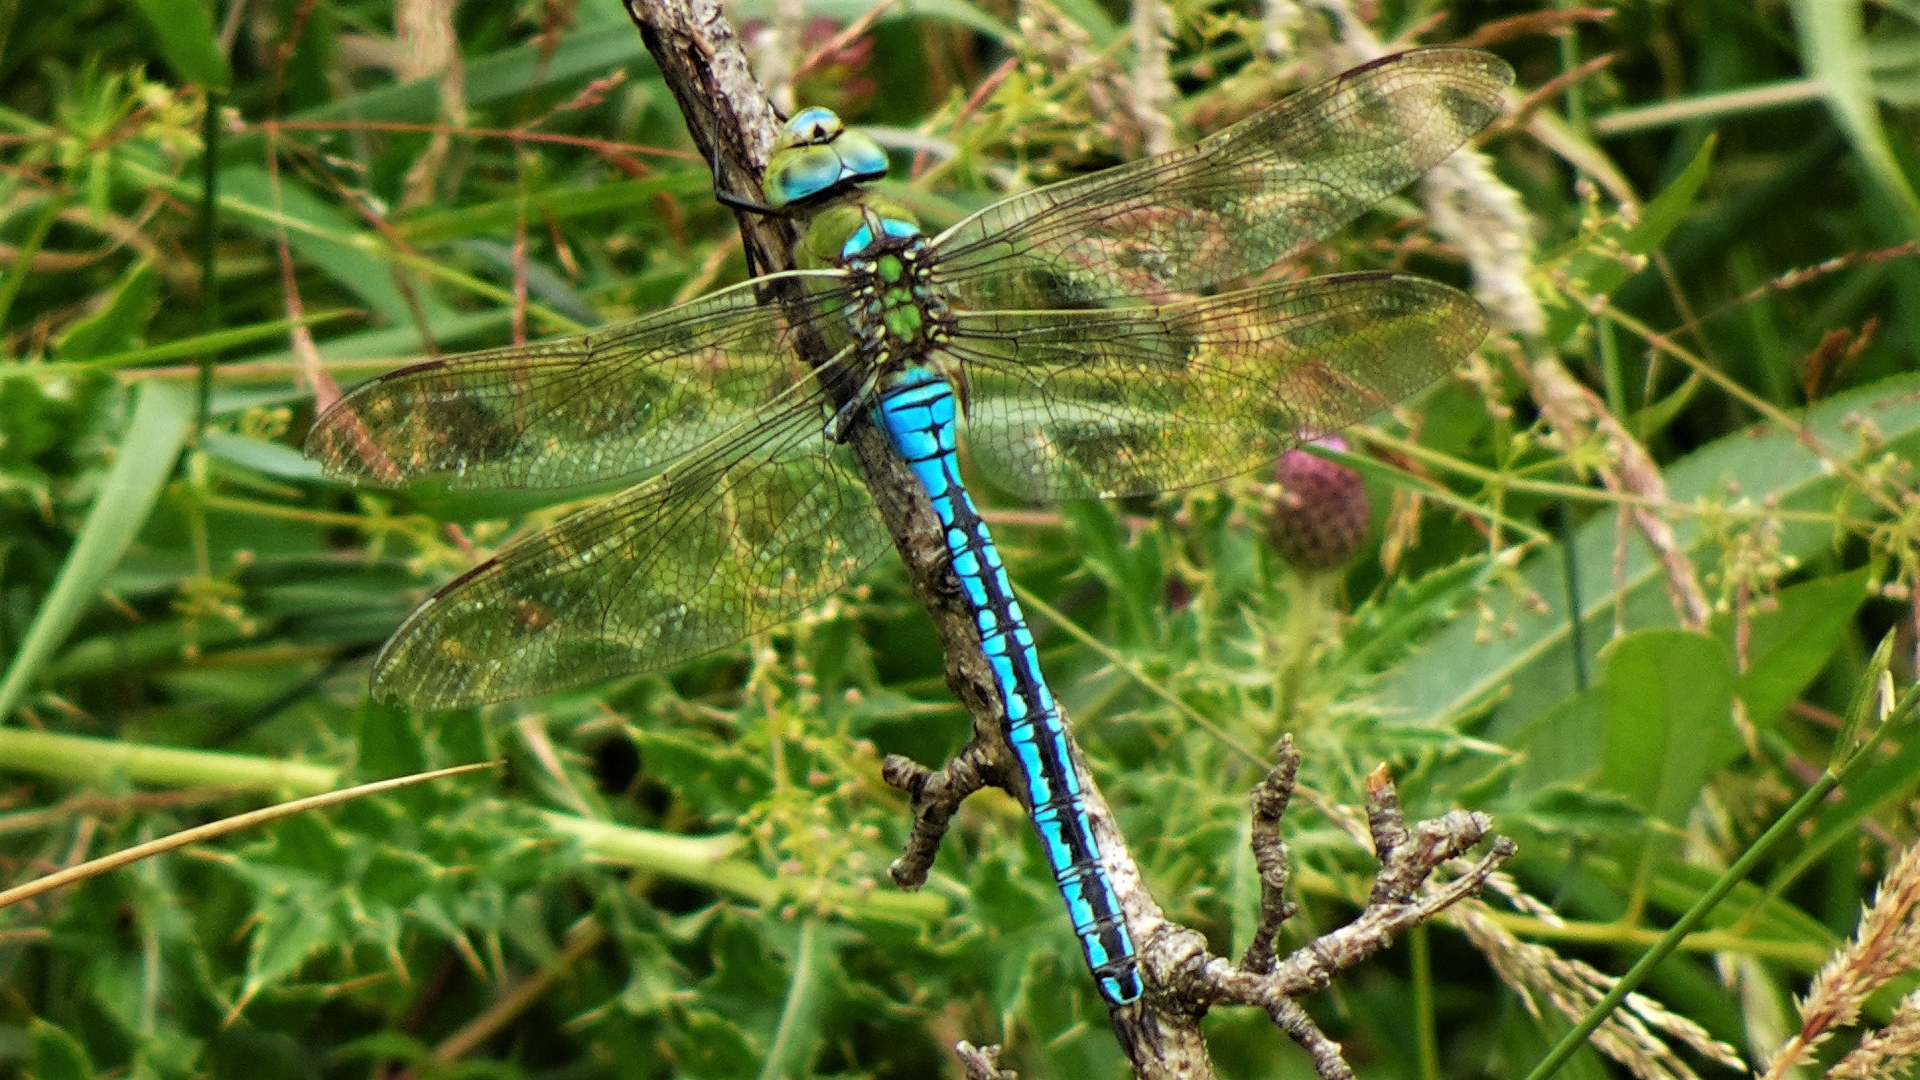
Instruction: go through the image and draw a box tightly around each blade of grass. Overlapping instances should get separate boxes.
[1793,0,1920,239]
[0,726,947,924]
[758,917,833,1080]
[0,381,195,720]
[0,762,498,910]
[0,195,66,332]
[197,85,222,430]
[8,310,356,378]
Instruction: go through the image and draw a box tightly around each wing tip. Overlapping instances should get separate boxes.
[1376,46,1516,91]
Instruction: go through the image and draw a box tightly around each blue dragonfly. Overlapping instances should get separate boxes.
[307,48,1512,1006]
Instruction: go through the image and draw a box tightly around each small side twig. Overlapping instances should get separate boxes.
[1241,739,1302,974]
[1268,999,1354,1080]
[882,742,998,889]
[956,1042,1017,1080]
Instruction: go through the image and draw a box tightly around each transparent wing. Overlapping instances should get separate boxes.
[928,48,1510,310]
[368,399,891,709]
[306,271,855,491]
[945,273,1486,501]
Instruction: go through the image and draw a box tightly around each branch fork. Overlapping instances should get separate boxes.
[885,735,1514,1080]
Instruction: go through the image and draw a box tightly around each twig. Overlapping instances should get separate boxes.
[956,1042,1017,1080]
[1240,741,1302,975]
[882,743,997,889]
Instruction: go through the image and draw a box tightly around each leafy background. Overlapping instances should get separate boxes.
[3,0,1920,1078]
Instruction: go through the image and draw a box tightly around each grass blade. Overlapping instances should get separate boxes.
[0,381,195,720]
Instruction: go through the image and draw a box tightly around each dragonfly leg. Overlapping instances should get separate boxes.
[824,367,884,443]
[709,138,786,218]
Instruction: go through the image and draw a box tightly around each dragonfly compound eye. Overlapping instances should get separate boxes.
[786,106,843,145]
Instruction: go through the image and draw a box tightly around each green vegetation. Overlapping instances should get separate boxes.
[3,1,1919,1077]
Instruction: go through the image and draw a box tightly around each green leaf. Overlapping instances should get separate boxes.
[1505,684,1607,794]
[1723,569,1871,729]
[1544,135,1716,342]
[630,726,773,819]
[268,21,659,131]
[400,175,702,244]
[1336,552,1501,682]
[126,0,232,90]
[28,1018,98,1080]
[0,381,194,720]
[674,1010,762,1079]
[1598,629,1739,829]
[238,892,337,1007]
[360,847,435,909]
[199,430,325,481]
[218,166,444,326]
[257,813,350,879]
[1768,721,1920,895]
[758,918,836,1080]
[52,260,159,360]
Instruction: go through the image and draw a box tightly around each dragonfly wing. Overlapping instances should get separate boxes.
[368,403,890,709]
[946,273,1486,501]
[306,271,855,491]
[928,48,1510,309]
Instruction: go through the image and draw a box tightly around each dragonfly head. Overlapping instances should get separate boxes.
[762,106,890,212]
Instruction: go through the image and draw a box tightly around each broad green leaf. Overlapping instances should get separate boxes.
[1598,629,1738,829]
[1372,372,1920,732]
[1505,683,1607,795]
[1723,569,1871,729]
[0,381,194,721]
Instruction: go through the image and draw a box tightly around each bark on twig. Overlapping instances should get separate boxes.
[1241,741,1302,975]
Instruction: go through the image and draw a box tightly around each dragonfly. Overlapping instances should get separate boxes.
[308,47,1512,1006]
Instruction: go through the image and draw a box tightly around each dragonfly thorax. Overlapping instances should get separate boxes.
[823,203,954,376]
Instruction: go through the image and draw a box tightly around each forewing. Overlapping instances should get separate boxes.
[946,273,1486,500]
[928,48,1511,309]
[306,271,855,491]
[368,404,890,710]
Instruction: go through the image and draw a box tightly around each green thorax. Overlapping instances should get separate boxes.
[809,199,946,368]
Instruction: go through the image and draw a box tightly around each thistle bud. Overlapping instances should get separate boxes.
[1265,438,1370,573]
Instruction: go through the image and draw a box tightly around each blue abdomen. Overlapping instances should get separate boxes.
[874,365,1142,1005]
